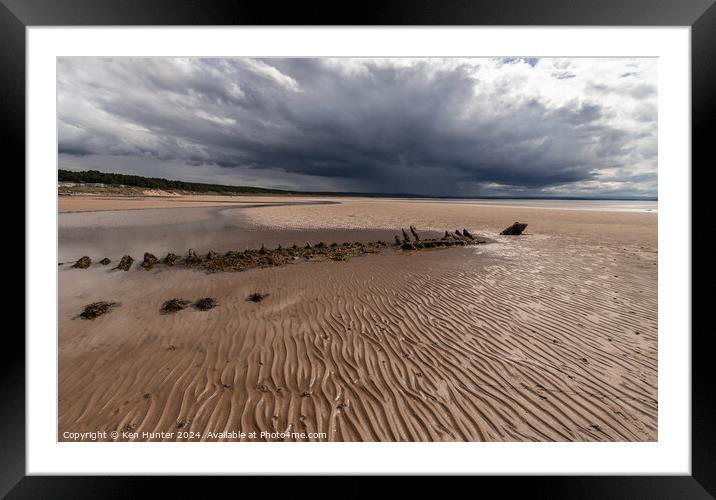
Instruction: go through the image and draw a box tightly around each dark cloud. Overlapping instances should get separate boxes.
[58,57,657,197]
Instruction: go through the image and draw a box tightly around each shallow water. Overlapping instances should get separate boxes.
[58,203,404,262]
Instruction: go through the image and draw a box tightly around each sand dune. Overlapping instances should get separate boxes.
[58,197,657,441]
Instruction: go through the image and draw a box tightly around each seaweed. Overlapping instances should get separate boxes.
[193,297,218,311]
[72,256,91,269]
[114,255,134,271]
[160,298,191,314]
[79,301,118,320]
[246,293,268,303]
[163,253,179,266]
[141,252,159,270]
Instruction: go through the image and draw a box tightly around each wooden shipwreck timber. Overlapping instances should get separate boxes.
[66,226,495,274]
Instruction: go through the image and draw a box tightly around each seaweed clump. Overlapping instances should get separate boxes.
[163,253,179,266]
[193,297,218,311]
[72,256,91,269]
[79,301,118,320]
[160,298,191,314]
[141,252,159,270]
[246,293,268,303]
[115,255,134,271]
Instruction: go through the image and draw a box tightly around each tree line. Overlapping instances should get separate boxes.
[58,169,291,195]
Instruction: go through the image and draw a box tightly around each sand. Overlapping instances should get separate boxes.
[58,194,326,213]
[58,195,657,442]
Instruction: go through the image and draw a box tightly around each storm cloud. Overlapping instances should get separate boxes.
[58,57,657,197]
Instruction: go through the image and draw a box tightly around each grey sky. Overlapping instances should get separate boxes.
[58,57,657,198]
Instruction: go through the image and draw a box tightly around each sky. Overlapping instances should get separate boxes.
[57,57,657,198]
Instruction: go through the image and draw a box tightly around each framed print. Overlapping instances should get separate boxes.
[3,0,713,496]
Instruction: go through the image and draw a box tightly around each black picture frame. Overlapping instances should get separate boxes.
[3,0,712,497]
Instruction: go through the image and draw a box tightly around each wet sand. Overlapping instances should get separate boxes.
[58,194,309,213]
[58,196,657,441]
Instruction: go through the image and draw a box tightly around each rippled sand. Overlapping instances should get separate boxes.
[58,196,657,441]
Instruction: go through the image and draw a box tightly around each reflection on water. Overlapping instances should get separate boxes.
[58,204,401,262]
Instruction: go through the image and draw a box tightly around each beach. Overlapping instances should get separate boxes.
[58,195,657,442]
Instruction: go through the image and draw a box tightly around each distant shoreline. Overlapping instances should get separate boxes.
[58,169,656,202]
[58,193,658,214]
